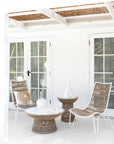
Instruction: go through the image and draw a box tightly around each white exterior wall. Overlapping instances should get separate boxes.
[9,21,114,109]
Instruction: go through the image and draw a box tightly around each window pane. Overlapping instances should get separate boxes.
[31,42,38,56]
[39,41,46,56]
[31,73,38,88]
[105,38,114,54]
[105,74,114,90]
[94,38,103,54]
[17,73,24,80]
[10,58,16,72]
[17,58,24,72]
[31,89,38,102]
[10,73,16,80]
[94,74,103,82]
[108,93,114,109]
[39,89,46,99]
[10,43,16,57]
[94,56,103,72]
[105,56,114,72]
[31,58,38,72]
[39,58,47,72]
[17,43,24,56]
[39,73,47,88]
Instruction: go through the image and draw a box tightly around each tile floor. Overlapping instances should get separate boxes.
[8,110,114,144]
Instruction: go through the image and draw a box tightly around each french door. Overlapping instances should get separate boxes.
[9,38,52,104]
[90,33,114,116]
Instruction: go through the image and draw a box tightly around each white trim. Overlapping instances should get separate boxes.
[40,9,68,25]
[67,13,110,20]
[9,18,26,28]
[104,2,114,19]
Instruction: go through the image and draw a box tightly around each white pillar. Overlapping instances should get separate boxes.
[0,10,8,143]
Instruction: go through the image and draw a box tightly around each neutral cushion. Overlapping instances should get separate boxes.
[14,91,32,105]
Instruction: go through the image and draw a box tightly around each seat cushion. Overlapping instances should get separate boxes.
[18,103,36,108]
[71,108,95,117]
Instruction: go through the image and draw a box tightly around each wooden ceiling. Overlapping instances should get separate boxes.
[8,1,114,28]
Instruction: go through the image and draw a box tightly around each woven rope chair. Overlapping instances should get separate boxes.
[12,80,36,123]
[69,82,113,134]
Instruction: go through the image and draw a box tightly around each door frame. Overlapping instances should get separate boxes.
[89,32,114,117]
[9,37,53,105]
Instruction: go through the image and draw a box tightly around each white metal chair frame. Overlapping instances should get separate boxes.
[69,82,113,134]
[11,80,36,123]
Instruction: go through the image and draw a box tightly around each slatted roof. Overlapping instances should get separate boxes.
[8,1,114,28]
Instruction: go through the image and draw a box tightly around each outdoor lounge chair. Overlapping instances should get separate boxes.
[69,82,113,134]
[11,80,36,122]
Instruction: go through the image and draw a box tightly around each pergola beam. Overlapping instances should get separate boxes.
[104,2,114,19]
[40,9,68,25]
[9,18,26,28]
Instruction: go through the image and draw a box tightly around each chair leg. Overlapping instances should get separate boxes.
[69,112,76,127]
[93,116,99,135]
[15,108,19,124]
[102,115,113,128]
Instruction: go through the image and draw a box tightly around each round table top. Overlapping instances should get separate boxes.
[25,107,64,116]
[57,96,78,100]
[57,96,78,103]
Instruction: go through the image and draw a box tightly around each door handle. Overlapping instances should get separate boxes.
[27,70,31,76]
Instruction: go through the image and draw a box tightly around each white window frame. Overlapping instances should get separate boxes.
[9,37,53,104]
[89,32,114,117]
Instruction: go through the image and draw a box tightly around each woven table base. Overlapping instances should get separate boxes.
[32,118,57,134]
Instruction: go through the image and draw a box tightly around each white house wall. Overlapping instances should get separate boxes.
[9,20,114,109]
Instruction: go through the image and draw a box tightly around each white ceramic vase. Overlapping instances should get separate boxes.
[64,81,73,98]
[37,97,48,107]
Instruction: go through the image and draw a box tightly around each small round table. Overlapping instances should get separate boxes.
[57,97,78,122]
[25,107,64,134]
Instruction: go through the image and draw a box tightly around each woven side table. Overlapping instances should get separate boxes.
[58,97,78,122]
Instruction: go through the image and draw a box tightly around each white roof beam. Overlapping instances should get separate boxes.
[104,2,114,19]
[66,13,110,20]
[9,18,26,28]
[40,9,68,25]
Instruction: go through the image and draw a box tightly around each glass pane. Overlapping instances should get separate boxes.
[39,89,46,99]
[39,58,47,72]
[94,74,103,82]
[105,38,114,54]
[31,42,38,56]
[17,73,24,80]
[10,43,16,57]
[10,73,16,80]
[105,56,114,72]
[31,73,38,88]
[10,58,16,72]
[31,58,38,72]
[39,41,46,56]
[94,38,103,54]
[108,93,114,109]
[17,43,24,56]
[17,58,24,72]
[105,74,114,90]
[94,56,103,72]
[31,89,38,102]
[39,73,47,88]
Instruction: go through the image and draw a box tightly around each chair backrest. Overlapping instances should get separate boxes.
[12,80,28,105]
[88,82,111,114]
